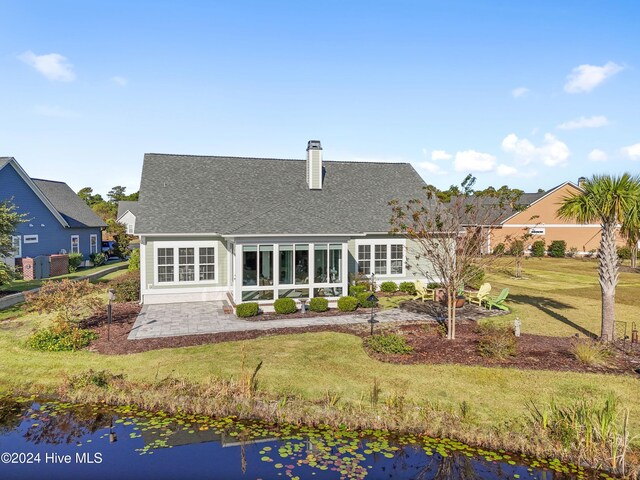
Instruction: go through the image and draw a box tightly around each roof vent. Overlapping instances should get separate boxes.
[306,140,323,190]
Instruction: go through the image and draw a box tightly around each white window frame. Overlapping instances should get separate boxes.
[154,240,218,285]
[70,235,80,254]
[355,239,406,277]
[127,223,134,234]
[23,234,38,244]
[90,234,98,254]
[11,236,21,258]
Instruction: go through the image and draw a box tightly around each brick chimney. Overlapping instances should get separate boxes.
[578,176,586,188]
[306,140,323,190]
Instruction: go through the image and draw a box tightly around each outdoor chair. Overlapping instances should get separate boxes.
[414,279,435,301]
[466,282,491,306]
[484,288,510,311]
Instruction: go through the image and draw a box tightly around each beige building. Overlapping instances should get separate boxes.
[488,181,625,255]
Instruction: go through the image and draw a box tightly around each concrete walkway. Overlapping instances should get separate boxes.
[128,301,430,340]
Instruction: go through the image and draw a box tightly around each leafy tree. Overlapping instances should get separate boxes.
[620,201,639,269]
[107,186,127,203]
[0,200,26,285]
[77,187,105,206]
[124,191,139,201]
[557,174,640,341]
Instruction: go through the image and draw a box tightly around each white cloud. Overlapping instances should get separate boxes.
[564,61,623,93]
[34,105,80,118]
[454,150,496,172]
[111,76,128,86]
[511,87,530,98]
[496,164,518,177]
[431,150,452,161]
[557,115,609,130]
[621,143,640,161]
[588,149,608,162]
[417,161,447,175]
[502,133,570,167]
[18,51,75,81]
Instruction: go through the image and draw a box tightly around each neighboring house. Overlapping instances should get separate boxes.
[135,141,437,306]
[117,200,139,234]
[0,157,106,265]
[487,180,625,254]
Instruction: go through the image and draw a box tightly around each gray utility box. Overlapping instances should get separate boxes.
[33,255,51,279]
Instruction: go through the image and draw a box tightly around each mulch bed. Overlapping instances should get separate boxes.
[247,308,370,321]
[0,290,20,298]
[370,320,640,376]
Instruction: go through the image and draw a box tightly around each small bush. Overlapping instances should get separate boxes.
[67,369,124,389]
[379,281,398,293]
[549,240,567,258]
[27,320,97,352]
[365,334,413,354]
[426,282,442,289]
[493,243,506,255]
[476,321,516,359]
[349,284,367,297]
[337,296,358,312]
[29,279,101,325]
[617,246,631,260]
[110,272,140,302]
[357,292,378,308]
[398,281,416,295]
[571,340,612,366]
[462,264,485,289]
[236,302,259,318]
[274,298,297,314]
[308,297,329,313]
[68,253,84,273]
[128,248,140,271]
[89,252,107,267]
[531,240,546,258]
[567,247,578,258]
[508,239,524,256]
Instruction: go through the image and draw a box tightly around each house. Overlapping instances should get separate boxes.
[0,157,106,266]
[117,201,139,234]
[487,180,626,254]
[135,141,436,307]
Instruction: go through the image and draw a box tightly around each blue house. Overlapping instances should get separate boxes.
[0,157,106,263]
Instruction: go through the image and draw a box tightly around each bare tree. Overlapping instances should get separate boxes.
[390,175,523,340]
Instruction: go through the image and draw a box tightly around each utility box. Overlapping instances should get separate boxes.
[34,255,51,279]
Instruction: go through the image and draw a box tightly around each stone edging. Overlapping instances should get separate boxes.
[0,262,128,311]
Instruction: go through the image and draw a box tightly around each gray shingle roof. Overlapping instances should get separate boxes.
[136,154,427,235]
[117,200,139,219]
[32,179,107,228]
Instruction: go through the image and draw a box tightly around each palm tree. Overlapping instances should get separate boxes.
[557,174,640,341]
[620,201,640,269]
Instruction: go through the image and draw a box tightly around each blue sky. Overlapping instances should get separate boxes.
[1,1,638,196]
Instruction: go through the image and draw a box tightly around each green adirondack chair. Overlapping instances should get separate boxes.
[484,288,509,311]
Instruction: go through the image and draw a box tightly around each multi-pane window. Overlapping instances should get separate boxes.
[390,244,403,274]
[157,248,174,283]
[374,245,387,275]
[178,248,195,281]
[127,224,134,234]
[357,245,371,274]
[199,247,215,281]
[11,236,21,257]
[90,235,98,254]
[71,235,80,254]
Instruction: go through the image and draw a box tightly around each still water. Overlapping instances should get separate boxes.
[0,396,611,480]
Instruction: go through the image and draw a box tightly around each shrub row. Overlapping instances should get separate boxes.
[110,271,140,302]
[493,239,571,257]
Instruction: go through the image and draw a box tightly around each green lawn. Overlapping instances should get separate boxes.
[0,261,127,292]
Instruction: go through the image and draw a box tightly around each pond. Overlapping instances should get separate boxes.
[0,396,614,480]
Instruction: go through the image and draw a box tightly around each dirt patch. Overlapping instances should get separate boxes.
[370,321,640,376]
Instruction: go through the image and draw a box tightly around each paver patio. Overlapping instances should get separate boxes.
[128,301,430,340]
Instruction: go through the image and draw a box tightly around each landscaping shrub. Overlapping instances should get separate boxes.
[476,321,516,359]
[365,333,413,354]
[462,264,485,289]
[379,281,398,293]
[426,282,442,289]
[236,302,259,318]
[29,279,101,325]
[27,320,97,352]
[128,248,140,271]
[111,272,140,302]
[617,246,631,260]
[274,298,297,314]
[571,340,612,366]
[337,296,358,312]
[398,281,416,295]
[68,253,84,273]
[508,239,524,257]
[566,247,578,258]
[308,297,329,313]
[89,252,107,267]
[493,243,506,255]
[349,284,367,297]
[531,240,546,258]
[548,240,567,258]
[357,292,378,308]
[67,369,124,390]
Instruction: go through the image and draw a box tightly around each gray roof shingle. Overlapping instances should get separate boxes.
[136,154,427,235]
[117,200,139,219]
[32,179,107,228]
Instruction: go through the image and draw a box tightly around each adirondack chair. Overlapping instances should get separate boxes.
[466,282,491,306]
[414,279,435,301]
[484,288,510,311]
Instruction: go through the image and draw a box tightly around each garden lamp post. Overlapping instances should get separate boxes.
[367,293,378,335]
[107,289,115,341]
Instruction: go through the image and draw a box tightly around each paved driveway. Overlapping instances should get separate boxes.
[128,301,429,340]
